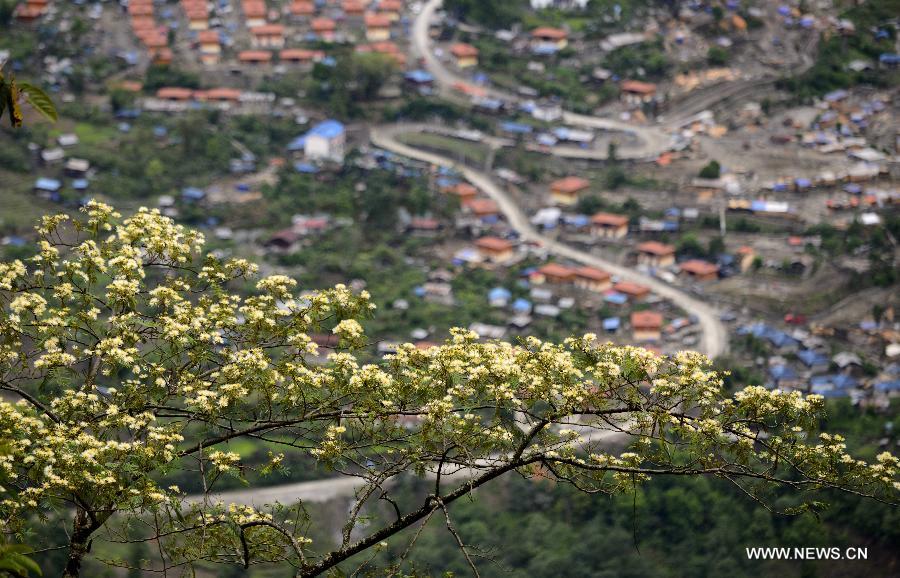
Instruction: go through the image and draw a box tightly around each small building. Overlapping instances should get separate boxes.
[204,88,242,104]
[573,266,611,292]
[280,49,324,65]
[378,0,402,20]
[448,183,478,204]
[250,24,286,49]
[450,43,479,68]
[679,259,720,282]
[238,50,273,66]
[57,133,79,147]
[15,2,45,22]
[466,198,500,219]
[157,87,194,101]
[531,27,568,50]
[613,281,650,301]
[264,229,303,252]
[405,69,435,90]
[183,0,209,31]
[620,80,657,106]
[590,212,629,239]
[242,0,267,28]
[64,158,90,178]
[343,0,366,16]
[533,263,575,284]
[549,176,590,206]
[631,311,663,342]
[407,217,441,236]
[475,237,515,264]
[365,13,392,42]
[488,287,512,307]
[311,18,337,42]
[34,177,62,195]
[198,30,221,56]
[289,0,315,17]
[636,241,675,268]
[289,119,346,163]
[40,147,65,164]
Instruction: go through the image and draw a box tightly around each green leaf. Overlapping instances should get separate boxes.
[18,82,57,123]
[10,552,43,576]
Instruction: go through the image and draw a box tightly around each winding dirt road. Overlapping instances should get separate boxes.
[411,0,672,161]
[371,124,729,359]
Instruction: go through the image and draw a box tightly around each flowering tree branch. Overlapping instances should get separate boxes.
[0,202,896,577]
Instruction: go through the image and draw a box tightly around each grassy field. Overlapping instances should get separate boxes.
[397,132,490,167]
[0,170,58,234]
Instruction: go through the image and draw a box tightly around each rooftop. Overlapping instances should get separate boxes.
[631,311,663,329]
[550,176,590,193]
[637,241,675,256]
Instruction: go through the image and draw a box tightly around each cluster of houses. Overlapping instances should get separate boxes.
[437,13,664,113]
[739,319,900,408]
[31,133,93,202]
[227,0,409,69]
[126,0,173,65]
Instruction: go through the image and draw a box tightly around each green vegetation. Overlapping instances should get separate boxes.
[699,160,721,179]
[444,0,529,28]
[308,52,397,118]
[604,40,670,80]
[805,219,899,287]
[708,45,730,66]
[779,0,900,99]
[468,36,598,111]
[143,64,200,91]
[356,398,900,578]
[398,132,491,166]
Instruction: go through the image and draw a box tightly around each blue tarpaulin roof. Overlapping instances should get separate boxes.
[812,387,849,398]
[769,365,797,381]
[488,287,512,301]
[563,215,590,227]
[181,187,206,201]
[405,70,434,83]
[288,120,345,151]
[604,292,628,305]
[35,178,61,191]
[797,349,828,367]
[294,162,319,174]
[500,121,533,134]
[512,298,532,313]
[532,44,558,55]
[810,374,859,389]
[874,380,900,393]
[602,317,620,331]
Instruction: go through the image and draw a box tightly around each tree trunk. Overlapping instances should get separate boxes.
[61,509,97,578]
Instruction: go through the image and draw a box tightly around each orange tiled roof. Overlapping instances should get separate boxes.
[475,237,513,252]
[531,27,567,39]
[238,50,273,62]
[550,176,590,194]
[636,241,675,256]
[591,212,628,227]
[631,311,663,330]
[450,43,479,58]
